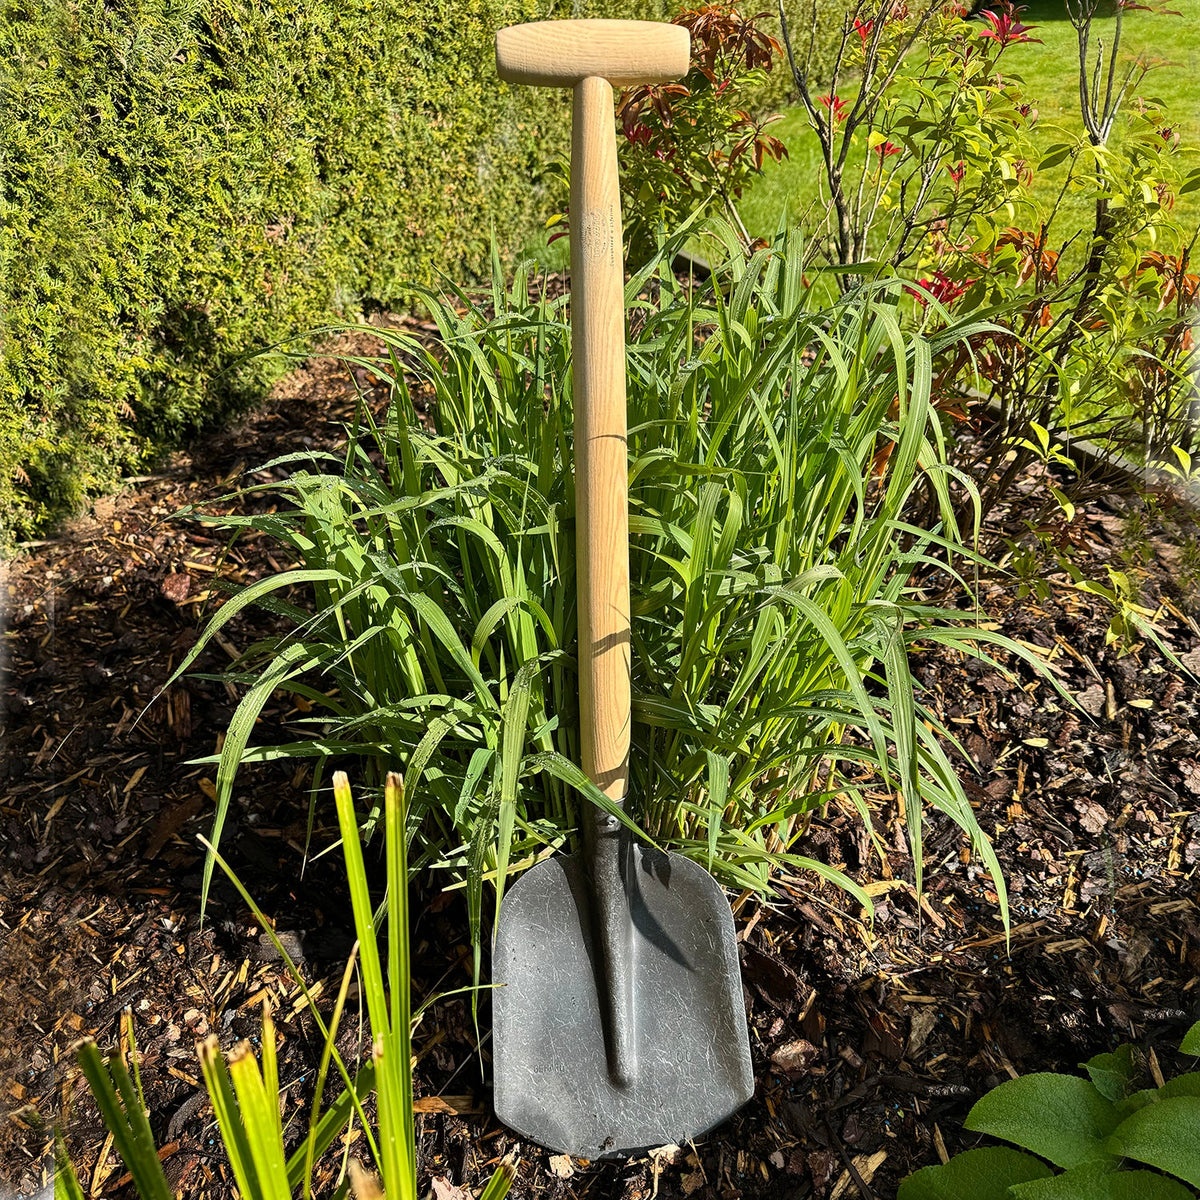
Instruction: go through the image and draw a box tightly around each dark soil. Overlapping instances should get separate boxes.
[3,313,1199,1200]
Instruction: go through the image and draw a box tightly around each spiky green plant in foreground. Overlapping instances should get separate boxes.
[172,224,1051,948]
[56,775,515,1200]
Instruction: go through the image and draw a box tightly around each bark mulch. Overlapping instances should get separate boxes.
[3,323,1199,1200]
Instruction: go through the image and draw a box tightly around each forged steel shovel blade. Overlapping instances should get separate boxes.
[492,831,753,1159]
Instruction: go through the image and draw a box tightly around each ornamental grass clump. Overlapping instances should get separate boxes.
[172,229,1038,942]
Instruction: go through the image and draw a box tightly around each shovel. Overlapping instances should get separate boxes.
[491,19,754,1159]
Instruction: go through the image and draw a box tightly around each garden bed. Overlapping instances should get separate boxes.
[3,322,1198,1199]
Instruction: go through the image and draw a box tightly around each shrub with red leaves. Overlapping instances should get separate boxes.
[616,3,788,258]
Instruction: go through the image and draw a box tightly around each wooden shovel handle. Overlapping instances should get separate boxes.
[571,76,630,804]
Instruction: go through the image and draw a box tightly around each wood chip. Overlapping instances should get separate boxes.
[933,1123,949,1164]
[350,1162,386,1200]
[412,1094,482,1115]
[144,795,204,860]
[123,764,149,795]
[771,1038,820,1078]
[831,1149,888,1199]
[547,1155,575,1179]
[160,573,192,603]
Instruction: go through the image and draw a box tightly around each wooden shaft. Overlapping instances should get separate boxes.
[571,76,630,804]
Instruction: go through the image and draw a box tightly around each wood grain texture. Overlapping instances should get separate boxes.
[571,76,631,802]
[495,19,690,87]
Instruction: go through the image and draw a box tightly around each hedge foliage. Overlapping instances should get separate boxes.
[2,0,690,542]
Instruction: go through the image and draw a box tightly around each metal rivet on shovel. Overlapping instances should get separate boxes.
[491,19,754,1160]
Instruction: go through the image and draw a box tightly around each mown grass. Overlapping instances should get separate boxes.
[739,2,1200,244]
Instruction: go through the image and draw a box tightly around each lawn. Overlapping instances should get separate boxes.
[739,1,1200,247]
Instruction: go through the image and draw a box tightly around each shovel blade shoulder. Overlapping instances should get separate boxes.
[492,844,754,1158]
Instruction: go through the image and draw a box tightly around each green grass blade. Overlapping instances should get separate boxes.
[295,949,364,1199]
[384,772,417,1184]
[53,1131,86,1200]
[873,604,923,894]
[333,772,409,1193]
[225,1036,290,1200]
[73,1042,173,1200]
[201,640,324,921]
[477,1157,518,1200]
[200,834,382,1169]
[198,1036,262,1200]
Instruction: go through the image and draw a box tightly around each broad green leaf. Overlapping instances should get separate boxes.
[1084,1046,1136,1103]
[897,1147,1052,1200]
[1011,1161,1195,1199]
[1106,1097,1200,1187]
[1040,145,1074,169]
[1115,1088,1159,1119]
[965,1075,1122,1169]
[1159,1073,1200,1100]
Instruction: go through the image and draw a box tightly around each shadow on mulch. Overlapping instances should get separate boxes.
[2,316,1199,1199]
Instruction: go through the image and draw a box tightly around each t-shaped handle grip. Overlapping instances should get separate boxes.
[495,18,690,88]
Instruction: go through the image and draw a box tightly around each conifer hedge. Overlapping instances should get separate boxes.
[2,0,683,541]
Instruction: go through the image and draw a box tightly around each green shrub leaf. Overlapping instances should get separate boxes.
[1009,1161,1196,1200]
[1159,1073,1200,1100]
[1106,1096,1200,1187]
[1114,1088,1160,1119]
[964,1075,1122,1169]
[1181,1023,1200,1057]
[896,1147,1052,1200]
[1084,1046,1136,1102]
